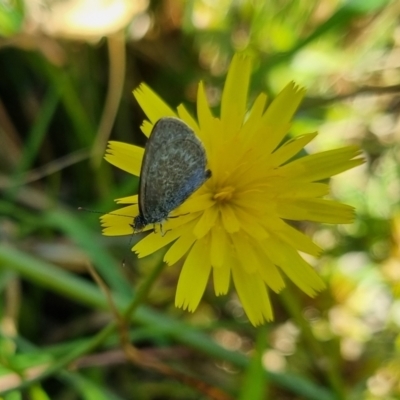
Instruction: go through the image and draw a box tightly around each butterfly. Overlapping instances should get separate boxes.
[133,117,211,233]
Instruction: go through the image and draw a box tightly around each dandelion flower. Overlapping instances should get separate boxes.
[102,54,363,326]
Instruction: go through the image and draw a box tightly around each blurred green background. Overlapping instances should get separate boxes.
[1,0,399,399]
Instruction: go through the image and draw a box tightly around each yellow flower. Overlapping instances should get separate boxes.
[102,54,363,326]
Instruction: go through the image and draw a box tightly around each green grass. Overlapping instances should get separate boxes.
[0,0,397,398]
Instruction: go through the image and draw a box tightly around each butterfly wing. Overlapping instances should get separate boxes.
[139,117,210,223]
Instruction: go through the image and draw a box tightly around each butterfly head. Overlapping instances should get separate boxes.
[132,214,147,233]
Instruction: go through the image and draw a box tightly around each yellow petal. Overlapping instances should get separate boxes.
[105,141,143,176]
[275,220,322,256]
[279,146,364,181]
[133,227,184,258]
[268,132,318,167]
[221,54,252,136]
[231,259,273,325]
[257,254,286,293]
[164,221,198,265]
[175,238,211,311]
[102,227,130,236]
[239,93,268,153]
[262,238,326,296]
[196,81,215,153]
[140,120,153,137]
[232,206,269,240]
[220,204,240,233]
[193,206,219,238]
[102,223,132,236]
[276,183,330,199]
[177,104,202,139]
[213,261,231,295]
[210,224,231,267]
[101,204,137,236]
[242,93,268,135]
[234,192,273,217]
[246,123,291,164]
[115,195,138,204]
[276,199,355,223]
[176,193,215,215]
[133,84,177,132]
[162,212,200,231]
[261,82,306,155]
[231,233,259,274]
[263,214,322,256]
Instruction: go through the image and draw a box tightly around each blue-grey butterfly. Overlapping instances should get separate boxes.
[133,117,211,233]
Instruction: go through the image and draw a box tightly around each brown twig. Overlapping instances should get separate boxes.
[302,84,400,110]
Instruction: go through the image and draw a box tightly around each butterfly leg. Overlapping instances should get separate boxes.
[169,212,190,219]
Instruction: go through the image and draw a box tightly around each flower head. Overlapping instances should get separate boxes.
[102,54,363,326]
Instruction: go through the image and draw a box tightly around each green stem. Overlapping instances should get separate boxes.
[123,260,165,321]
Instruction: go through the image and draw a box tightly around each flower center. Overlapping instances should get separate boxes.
[213,186,235,202]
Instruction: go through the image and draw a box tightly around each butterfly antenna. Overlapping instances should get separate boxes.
[122,226,136,267]
[78,207,101,213]
[78,207,133,219]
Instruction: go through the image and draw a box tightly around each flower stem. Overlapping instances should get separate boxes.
[123,259,165,321]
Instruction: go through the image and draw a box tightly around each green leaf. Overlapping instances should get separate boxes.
[238,325,268,400]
